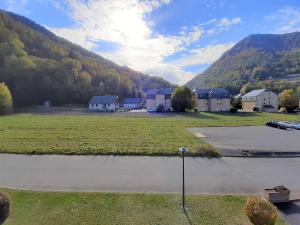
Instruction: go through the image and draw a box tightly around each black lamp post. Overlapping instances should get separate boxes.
[179,147,188,210]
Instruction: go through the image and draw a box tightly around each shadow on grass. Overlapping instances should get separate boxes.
[169,111,263,120]
[183,208,193,225]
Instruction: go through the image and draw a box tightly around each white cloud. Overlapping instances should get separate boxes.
[6,0,29,14]
[268,6,300,33]
[217,17,241,27]
[49,0,239,84]
[169,43,234,67]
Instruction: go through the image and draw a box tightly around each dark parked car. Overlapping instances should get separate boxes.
[265,121,287,129]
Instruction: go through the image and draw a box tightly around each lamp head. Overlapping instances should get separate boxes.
[179,147,189,154]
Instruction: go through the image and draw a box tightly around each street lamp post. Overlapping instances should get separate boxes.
[179,147,188,210]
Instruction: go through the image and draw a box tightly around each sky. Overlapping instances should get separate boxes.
[1,0,300,84]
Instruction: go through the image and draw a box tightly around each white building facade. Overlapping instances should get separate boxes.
[242,89,278,112]
[146,88,174,112]
[193,88,231,112]
[88,96,119,111]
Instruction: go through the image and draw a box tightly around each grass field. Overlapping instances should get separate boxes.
[1,189,287,225]
[0,112,298,156]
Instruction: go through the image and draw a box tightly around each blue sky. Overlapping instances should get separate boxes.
[1,0,300,84]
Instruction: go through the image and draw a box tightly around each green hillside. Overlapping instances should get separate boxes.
[0,10,171,106]
[186,32,300,93]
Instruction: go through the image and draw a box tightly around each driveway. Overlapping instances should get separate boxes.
[277,201,300,225]
[0,154,300,195]
[189,126,300,156]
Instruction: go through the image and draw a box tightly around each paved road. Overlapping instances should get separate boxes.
[277,201,300,225]
[1,154,300,195]
[189,126,300,155]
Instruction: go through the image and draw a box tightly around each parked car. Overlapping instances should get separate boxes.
[266,121,277,128]
[265,121,287,129]
[291,122,300,130]
[278,121,295,129]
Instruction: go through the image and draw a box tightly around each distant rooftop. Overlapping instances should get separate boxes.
[194,88,230,99]
[123,98,141,105]
[243,89,266,98]
[147,88,174,99]
[89,96,118,104]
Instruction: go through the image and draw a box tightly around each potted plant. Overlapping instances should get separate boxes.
[264,185,290,203]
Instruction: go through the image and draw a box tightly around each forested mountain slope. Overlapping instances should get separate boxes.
[0,10,171,106]
[186,32,300,93]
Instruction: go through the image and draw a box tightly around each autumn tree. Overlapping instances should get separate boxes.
[279,89,298,112]
[0,83,13,114]
[171,86,193,112]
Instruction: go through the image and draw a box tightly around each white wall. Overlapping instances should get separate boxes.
[124,103,139,110]
[89,103,117,111]
[257,91,278,112]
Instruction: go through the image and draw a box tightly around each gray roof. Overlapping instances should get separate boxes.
[194,88,230,99]
[124,98,141,105]
[89,96,118,104]
[243,89,266,98]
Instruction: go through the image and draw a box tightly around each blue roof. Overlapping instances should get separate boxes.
[243,89,266,98]
[194,88,230,99]
[89,96,118,104]
[124,98,141,104]
[147,88,174,99]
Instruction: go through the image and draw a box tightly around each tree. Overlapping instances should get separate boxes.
[244,197,277,225]
[279,89,298,112]
[296,86,300,97]
[171,87,193,112]
[0,83,13,114]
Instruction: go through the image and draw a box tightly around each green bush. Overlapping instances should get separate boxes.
[244,197,277,225]
[0,192,10,225]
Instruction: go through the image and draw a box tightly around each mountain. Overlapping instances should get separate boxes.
[0,10,172,106]
[186,32,300,93]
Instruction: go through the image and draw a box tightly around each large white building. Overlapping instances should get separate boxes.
[193,88,231,112]
[88,95,119,111]
[146,88,174,112]
[242,89,278,112]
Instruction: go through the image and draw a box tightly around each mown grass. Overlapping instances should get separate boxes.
[1,189,287,225]
[0,112,298,156]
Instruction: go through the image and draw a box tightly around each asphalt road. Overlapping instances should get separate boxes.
[189,126,300,155]
[0,154,300,195]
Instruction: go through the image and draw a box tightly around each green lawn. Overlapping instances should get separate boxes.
[1,189,287,225]
[0,112,298,156]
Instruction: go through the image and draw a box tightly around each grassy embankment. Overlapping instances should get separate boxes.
[0,112,298,156]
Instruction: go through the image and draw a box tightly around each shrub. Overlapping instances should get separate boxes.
[230,107,238,113]
[0,192,10,225]
[244,197,277,225]
[156,104,165,113]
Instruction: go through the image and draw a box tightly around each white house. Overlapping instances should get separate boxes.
[146,88,174,112]
[242,89,278,112]
[88,95,119,111]
[123,98,142,110]
[193,88,231,112]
